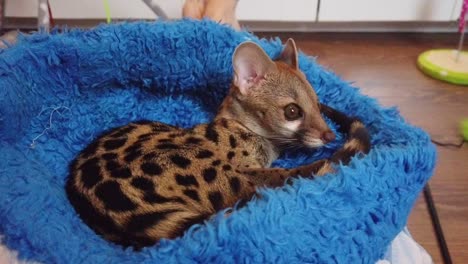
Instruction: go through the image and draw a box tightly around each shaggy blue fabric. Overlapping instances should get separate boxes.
[0,20,436,263]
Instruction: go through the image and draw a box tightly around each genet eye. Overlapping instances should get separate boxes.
[284,103,303,121]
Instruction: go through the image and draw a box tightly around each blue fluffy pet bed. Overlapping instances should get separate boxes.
[0,20,436,263]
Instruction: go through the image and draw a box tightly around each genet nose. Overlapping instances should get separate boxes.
[321,131,336,143]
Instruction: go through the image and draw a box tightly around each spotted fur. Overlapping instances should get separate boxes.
[66,39,371,249]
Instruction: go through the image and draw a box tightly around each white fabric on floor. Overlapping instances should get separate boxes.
[0,228,433,264]
[378,228,433,264]
[0,236,35,264]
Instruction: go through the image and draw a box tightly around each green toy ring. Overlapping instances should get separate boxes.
[417,49,468,86]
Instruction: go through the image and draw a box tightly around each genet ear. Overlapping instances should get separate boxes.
[278,38,298,69]
[232,41,276,95]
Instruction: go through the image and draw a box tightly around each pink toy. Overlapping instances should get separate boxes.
[456,0,468,61]
[459,0,467,33]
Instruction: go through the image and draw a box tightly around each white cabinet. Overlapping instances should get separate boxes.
[237,0,318,22]
[318,0,458,22]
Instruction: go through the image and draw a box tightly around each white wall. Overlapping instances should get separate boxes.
[6,0,317,22]
[5,0,183,19]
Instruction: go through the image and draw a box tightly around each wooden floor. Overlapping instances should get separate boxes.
[257,32,468,264]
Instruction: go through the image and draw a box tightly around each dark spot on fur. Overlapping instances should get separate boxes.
[351,126,371,151]
[141,162,163,176]
[174,197,187,204]
[205,124,219,144]
[137,133,155,142]
[123,143,144,162]
[195,149,214,159]
[105,160,119,172]
[143,152,157,160]
[126,174,186,204]
[236,199,249,209]
[170,155,191,169]
[240,132,250,140]
[183,189,200,201]
[220,119,228,128]
[81,141,100,158]
[222,164,232,171]
[69,159,79,172]
[168,186,174,191]
[168,132,185,138]
[129,236,156,250]
[131,177,154,191]
[125,143,142,155]
[185,137,203,145]
[332,148,357,164]
[242,151,249,156]
[103,138,127,150]
[229,177,241,194]
[138,133,154,139]
[229,135,237,148]
[211,160,221,166]
[175,174,199,187]
[158,138,173,143]
[66,182,130,246]
[109,165,132,179]
[110,126,136,138]
[124,150,142,163]
[157,143,179,150]
[227,151,235,160]
[126,210,179,233]
[80,158,102,188]
[151,123,174,132]
[106,157,132,179]
[202,168,217,183]
[208,191,224,211]
[144,192,184,204]
[95,181,137,212]
[245,165,250,168]
[101,153,118,160]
